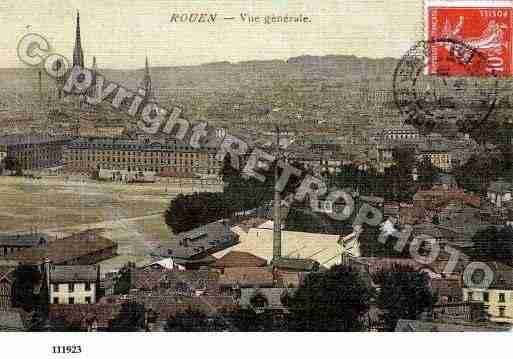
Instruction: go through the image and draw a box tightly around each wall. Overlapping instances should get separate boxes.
[49,282,96,305]
[463,288,513,324]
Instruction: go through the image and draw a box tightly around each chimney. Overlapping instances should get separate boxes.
[273,126,282,262]
[43,257,51,303]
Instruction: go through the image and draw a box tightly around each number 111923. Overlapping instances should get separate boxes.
[51,345,82,354]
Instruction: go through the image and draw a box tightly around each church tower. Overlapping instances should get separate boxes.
[137,57,152,99]
[73,11,84,68]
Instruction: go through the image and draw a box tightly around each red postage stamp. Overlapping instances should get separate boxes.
[426,1,513,76]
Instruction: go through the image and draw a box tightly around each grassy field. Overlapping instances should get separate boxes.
[0,176,222,273]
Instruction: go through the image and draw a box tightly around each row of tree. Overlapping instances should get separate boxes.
[165,154,305,234]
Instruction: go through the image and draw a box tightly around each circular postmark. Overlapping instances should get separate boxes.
[393,38,498,136]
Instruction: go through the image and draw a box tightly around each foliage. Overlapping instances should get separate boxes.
[331,163,415,202]
[230,308,286,331]
[374,265,436,331]
[165,309,231,331]
[165,153,278,234]
[471,226,513,264]
[454,151,509,194]
[287,265,373,331]
[3,156,22,176]
[110,301,146,332]
[113,263,134,295]
[11,265,42,312]
[358,225,410,258]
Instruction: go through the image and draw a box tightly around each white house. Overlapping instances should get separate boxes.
[487,180,512,208]
[49,265,99,305]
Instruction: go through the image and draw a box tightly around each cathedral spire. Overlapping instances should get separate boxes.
[73,11,84,67]
[137,57,152,98]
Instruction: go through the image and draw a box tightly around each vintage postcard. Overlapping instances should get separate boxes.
[0,0,512,355]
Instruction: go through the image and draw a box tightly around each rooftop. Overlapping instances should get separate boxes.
[212,227,342,268]
[219,267,274,288]
[154,221,239,260]
[66,137,215,153]
[2,230,117,265]
[0,134,68,146]
[272,257,320,272]
[213,251,267,269]
[50,265,98,283]
[0,232,48,247]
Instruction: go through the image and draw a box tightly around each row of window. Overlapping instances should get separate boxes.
[52,296,92,304]
[468,291,509,303]
[53,283,92,292]
[67,157,199,165]
[67,150,203,158]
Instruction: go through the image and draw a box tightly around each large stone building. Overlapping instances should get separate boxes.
[0,135,69,171]
[63,137,221,178]
[463,262,513,324]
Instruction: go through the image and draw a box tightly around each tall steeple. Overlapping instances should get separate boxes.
[73,11,84,67]
[137,57,152,98]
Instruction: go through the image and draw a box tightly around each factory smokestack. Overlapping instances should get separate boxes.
[273,126,281,261]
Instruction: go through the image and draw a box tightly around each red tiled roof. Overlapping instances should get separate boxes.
[219,267,274,287]
[413,189,481,209]
[213,251,267,268]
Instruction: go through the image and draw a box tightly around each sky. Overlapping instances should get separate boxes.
[0,0,424,69]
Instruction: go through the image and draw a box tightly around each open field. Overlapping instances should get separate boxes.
[0,176,222,273]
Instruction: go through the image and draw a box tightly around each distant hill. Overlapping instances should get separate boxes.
[0,54,404,136]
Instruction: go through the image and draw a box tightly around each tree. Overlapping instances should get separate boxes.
[374,265,436,331]
[454,151,505,194]
[287,265,373,331]
[11,265,42,312]
[165,309,231,331]
[359,225,410,258]
[3,156,22,176]
[110,301,146,331]
[471,226,513,264]
[113,263,134,295]
[230,307,284,331]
